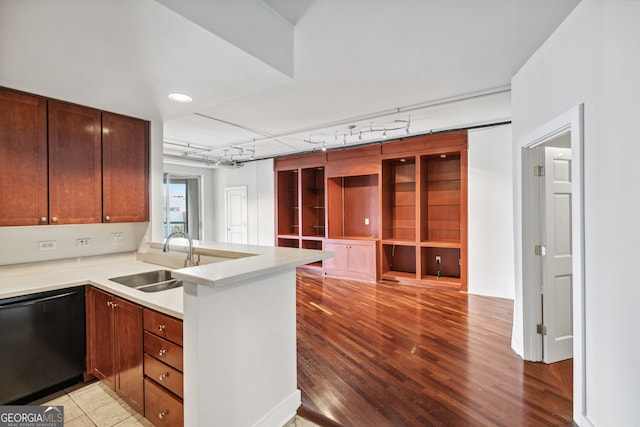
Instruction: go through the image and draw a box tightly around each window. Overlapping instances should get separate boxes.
[163,173,201,239]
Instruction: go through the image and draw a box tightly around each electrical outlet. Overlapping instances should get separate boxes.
[111,232,124,246]
[364,218,370,225]
[435,255,441,264]
[38,240,56,251]
[76,238,90,247]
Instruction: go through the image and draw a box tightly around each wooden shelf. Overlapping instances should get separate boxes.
[420,240,461,248]
[382,270,417,281]
[382,157,416,241]
[328,174,379,239]
[302,167,326,237]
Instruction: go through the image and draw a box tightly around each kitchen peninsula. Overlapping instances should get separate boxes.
[0,241,331,427]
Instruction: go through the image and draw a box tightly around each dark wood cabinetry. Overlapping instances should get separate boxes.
[275,131,467,289]
[0,88,48,226]
[102,112,150,223]
[0,86,149,226]
[86,287,144,414]
[48,100,103,224]
[143,308,184,427]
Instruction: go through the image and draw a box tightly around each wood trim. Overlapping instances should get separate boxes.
[459,148,468,292]
[381,130,467,156]
[274,151,326,170]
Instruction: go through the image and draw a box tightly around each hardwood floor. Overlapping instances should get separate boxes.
[295,269,574,427]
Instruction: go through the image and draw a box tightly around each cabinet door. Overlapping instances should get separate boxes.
[0,88,48,226]
[48,100,102,224]
[102,112,149,223]
[323,242,348,272]
[88,288,116,390]
[347,243,375,276]
[114,296,144,414]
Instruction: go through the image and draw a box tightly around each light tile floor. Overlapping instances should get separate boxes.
[32,381,151,427]
[34,381,318,427]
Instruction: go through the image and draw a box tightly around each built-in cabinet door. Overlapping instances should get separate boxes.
[323,239,376,282]
[48,100,102,224]
[346,243,375,276]
[102,112,149,223]
[87,287,144,415]
[88,288,116,389]
[114,296,144,414]
[0,88,48,226]
[323,242,348,272]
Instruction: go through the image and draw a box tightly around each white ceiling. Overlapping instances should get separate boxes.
[0,0,580,167]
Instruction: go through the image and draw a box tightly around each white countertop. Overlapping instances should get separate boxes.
[0,241,332,319]
[0,252,184,318]
[151,240,331,288]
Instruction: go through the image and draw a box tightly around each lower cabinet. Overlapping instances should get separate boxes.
[323,239,377,282]
[86,287,184,426]
[143,308,184,427]
[86,287,144,414]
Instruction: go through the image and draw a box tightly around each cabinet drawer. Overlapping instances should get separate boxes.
[144,331,183,371]
[144,378,183,427]
[144,354,183,398]
[144,309,183,346]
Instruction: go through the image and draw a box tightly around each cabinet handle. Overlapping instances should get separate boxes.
[51,216,58,223]
[105,215,111,221]
[40,216,47,223]
[111,302,117,308]
[107,301,112,308]
[158,349,167,356]
[158,324,166,332]
[158,411,169,419]
[158,372,169,381]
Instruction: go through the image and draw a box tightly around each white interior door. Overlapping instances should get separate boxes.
[225,186,247,244]
[542,146,573,363]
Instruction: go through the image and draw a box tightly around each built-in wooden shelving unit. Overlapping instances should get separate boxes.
[274,131,467,290]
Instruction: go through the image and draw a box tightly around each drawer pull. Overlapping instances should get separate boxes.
[158,324,166,332]
[158,348,167,356]
[158,410,169,419]
[159,372,169,381]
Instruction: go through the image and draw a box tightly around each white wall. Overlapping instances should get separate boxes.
[163,162,216,241]
[212,159,275,246]
[511,1,640,425]
[468,125,515,299]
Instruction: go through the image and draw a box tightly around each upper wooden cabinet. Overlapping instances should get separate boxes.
[102,112,150,223]
[48,100,103,224]
[0,88,48,226]
[0,87,150,226]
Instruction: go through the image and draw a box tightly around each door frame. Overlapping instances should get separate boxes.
[516,104,585,422]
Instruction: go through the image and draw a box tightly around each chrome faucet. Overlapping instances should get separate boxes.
[163,231,195,267]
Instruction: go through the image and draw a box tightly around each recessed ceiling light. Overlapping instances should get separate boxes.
[168,93,193,103]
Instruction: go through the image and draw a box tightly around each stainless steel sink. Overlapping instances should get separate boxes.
[109,270,183,293]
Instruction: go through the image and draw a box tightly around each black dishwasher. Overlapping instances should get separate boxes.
[0,286,86,404]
